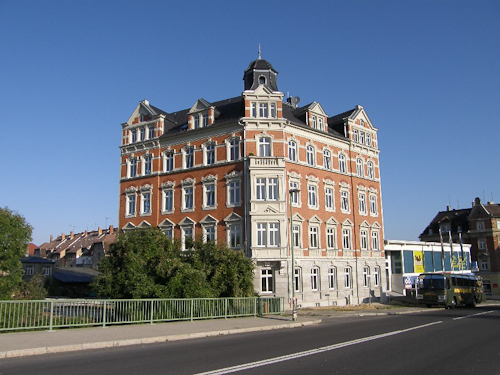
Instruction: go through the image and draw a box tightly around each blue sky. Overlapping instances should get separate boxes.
[1,0,499,246]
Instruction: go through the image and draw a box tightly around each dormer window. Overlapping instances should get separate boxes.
[250,102,277,118]
[140,114,146,122]
[194,116,200,129]
[318,117,324,131]
[131,129,137,143]
[259,103,268,117]
[259,76,266,85]
[202,113,209,127]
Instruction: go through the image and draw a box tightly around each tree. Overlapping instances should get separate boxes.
[92,227,255,299]
[0,207,33,300]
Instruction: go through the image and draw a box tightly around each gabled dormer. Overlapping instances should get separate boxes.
[187,98,220,130]
[243,84,284,120]
[328,105,378,148]
[122,99,165,146]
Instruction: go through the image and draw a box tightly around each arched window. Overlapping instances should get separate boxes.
[306,145,315,166]
[356,158,364,177]
[259,76,266,85]
[367,161,374,179]
[339,153,347,173]
[323,150,331,169]
[288,140,297,161]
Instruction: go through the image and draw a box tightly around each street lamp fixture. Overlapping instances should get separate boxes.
[289,188,300,321]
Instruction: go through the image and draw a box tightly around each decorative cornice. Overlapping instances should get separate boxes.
[323,178,335,186]
[181,177,196,186]
[161,181,175,189]
[202,174,218,182]
[225,170,242,180]
[125,186,138,193]
[140,184,153,191]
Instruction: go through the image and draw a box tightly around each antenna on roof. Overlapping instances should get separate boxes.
[70,225,76,232]
[258,44,261,60]
[105,217,110,227]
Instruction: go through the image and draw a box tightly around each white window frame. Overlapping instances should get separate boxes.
[371,230,380,251]
[25,265,34,276]
[162,184,174,214]
[369,194,378,216]
[261,269,273,293]
[338,153,347,173]
[340,189,350,213]
[43,265,52,276]
[344,267,352,289]
[256,222,280,247]
[164,151,174,172]
[356,158,364,177]
[204,224,216,243]
[226,172,242,208]
[203,181,216,210]
[143,154,153,176]
[181,179,195,212]
[258,137,271,157]
[373,266,380,287]
[288,140,297,162]
[311,268,320,291]
[309,225,319,249]
[227,138,240,161]
[367,161,374,179]
[183,146,194,169]
[363,266,370,287]
[360,229,369,250]
[126,191,137,217]
[228,223,241,249]
[294,268,302,293]
[140,190,152,216]
[128,157,138,178]
[342,227,352,250]
[326,226,337,249]
[308,184,318,209]
[325,187,334,211]
[328,267,336,290]
[204,142,216,166]
[323,149,331,170]
[358,192,367,215]
[289,180,300,206]
[292,223,301,248]
[306,145,315,166]
[180,224,195,251]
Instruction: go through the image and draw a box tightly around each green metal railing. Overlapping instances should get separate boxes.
[0,297,283,332]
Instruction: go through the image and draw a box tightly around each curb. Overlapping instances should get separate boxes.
[0,319,322,359]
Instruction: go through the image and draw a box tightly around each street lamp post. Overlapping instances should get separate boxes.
[289,188,300,321]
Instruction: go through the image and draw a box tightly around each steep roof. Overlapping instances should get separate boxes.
[244,58,278,73]
[420,208,471,238]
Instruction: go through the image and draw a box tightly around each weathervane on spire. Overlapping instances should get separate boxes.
[258,44,261,60]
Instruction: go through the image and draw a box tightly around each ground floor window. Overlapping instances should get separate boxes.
[261,269,273,293]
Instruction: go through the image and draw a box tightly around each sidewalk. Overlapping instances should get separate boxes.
[0,316,321,359]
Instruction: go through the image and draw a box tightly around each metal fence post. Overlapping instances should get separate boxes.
[224,298,227,319]
[190,299,194,322]
[49,301,54,331]
[103,300,107,328]
[150,299,154,324]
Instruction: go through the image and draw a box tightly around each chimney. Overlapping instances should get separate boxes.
[446,205,451,211]
[109,225,114,234]
[50,235,53,242]
[70,231,74,239]
[473,197,481,207]
[61,233,66,241]
[85,230,88,236]
[98,227,102,236]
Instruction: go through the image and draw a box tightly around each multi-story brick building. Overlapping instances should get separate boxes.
[119,55,385,306]
[420,197,500,296]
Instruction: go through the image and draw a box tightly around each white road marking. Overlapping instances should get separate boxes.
[453,310,494,320]
[195,321,442,375]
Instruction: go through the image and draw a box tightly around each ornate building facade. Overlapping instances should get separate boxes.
[119,56,385,306]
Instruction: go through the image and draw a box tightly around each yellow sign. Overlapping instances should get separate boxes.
[414,251,424,273]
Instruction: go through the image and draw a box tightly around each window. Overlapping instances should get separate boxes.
[202,113,209,127]
[353,129,359,143]
[182,180,195,211]
[228,180,241,206]
[144,154,152,175]
[268,178,278,200]
[229,139,240,161]
[251,103,257,117]
[356,158,364,177]
[342,227,352,250]
[327,227,336,249]
[270,103,276,118]
[339,153,347,173]
[228,224,241,248]
[259,103,269,117]
[181,226,194,251]
[269,223,280,247]
[344,267,352,289]
[328,268,336,289]
[131,129,137,143]
[25,265,34,276]
[256,178,278,201]
[205,143,215,165]
[261,269,273,293]
[309,226,319,249]
[318,117,324,131]
[129,157,137,178]
[126,193,136,216]
[290,181,300,205]
[164,151,174,172]
[43,266,51,276]
[160,220,174,239]
[367,161,374,179]
[360,229,369,250]
[358,192,367,214]
[373,267,380,287]
[163,188,173,213]
[292,224,301,248]
[256,223,279,247]
[311,268,319,291]
[369,194,378,216]
[360,132,365,145]
[140,127,145,141]
[478,239,486,250]
[259,76,266,85]
[258,137,271,157]
[184,147,194,168]
[308,185,318,208]
[194,115,200,129]
[204,183,216,209]
[148,125,154,139]
[323,150,331,169]
[477,221,484,230]
[310,115,316,129]
[371,230,380,251]
[141,192,151,215]
[363,267,370,287]
[481,260,488,270]
[306,146,315,166]
[204,225,216,242]
[366,133,372,146]
[257,223,267,246]
[340,190,350,213]
[294,268,301,292]
[288,140,297,162]
[325,188,334,210]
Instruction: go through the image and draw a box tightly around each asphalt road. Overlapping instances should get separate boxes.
[1,306,499,375]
